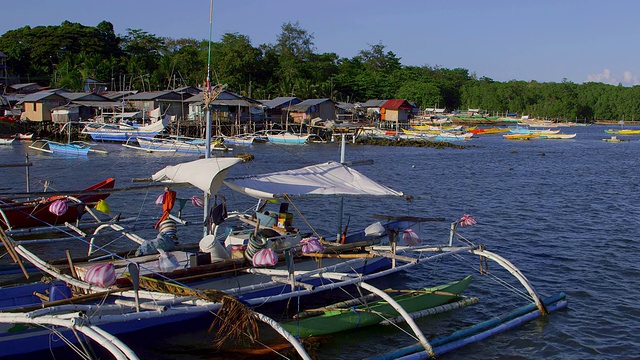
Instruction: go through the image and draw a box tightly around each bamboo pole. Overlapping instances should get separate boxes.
[0,227,29,279]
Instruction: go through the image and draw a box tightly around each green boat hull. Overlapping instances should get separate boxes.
[281,275,473,338]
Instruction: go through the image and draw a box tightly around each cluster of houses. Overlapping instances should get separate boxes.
[0,83,423,132]
[0,51,463,135]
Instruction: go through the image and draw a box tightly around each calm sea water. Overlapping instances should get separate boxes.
[1,125,639,359]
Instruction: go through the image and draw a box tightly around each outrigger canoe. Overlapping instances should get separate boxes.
[280,275,473,338]
[0,177,115,230]
[503,133,538,140]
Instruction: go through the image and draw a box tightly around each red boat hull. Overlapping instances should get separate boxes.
[0,178,115,230]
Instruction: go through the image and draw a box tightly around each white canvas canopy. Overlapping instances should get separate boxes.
[224,161,403,199]
[152,158,243,194]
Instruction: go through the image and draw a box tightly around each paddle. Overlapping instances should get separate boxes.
[340,215,350,244]
[128,262,140,312]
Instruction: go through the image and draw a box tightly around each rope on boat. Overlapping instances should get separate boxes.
[126,273,259,348]
[244,231,268,261]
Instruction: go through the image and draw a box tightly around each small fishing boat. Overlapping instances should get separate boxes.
[603,136,625,142]
[508,127,560,135]
[124,136,231,153]
[29,139,91,155]
[255,130,310,145]
[0,177,115,230]
[468,127,509,135]
[538,133,577,139]
[29,121,108,155]
[0,136,15,145]
[604,128,640,135]
[15,133,34,141]
[503,133,538,140]
[222,134,256,146]
[280,276,473,338]
[435,132,472,141]
[81,115,168,142]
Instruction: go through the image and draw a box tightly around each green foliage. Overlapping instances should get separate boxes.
[1,21,639,121]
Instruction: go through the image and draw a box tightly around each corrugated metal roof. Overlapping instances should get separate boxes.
[62,92,113,101]
[9,83,39,90]
[260,97,300,109]
[336,102,356,110]
[71,101,121,107]
[297,98,333,106]
[360,99,387,107]
[17,91,66,103]
[189,99,254,107]
[382,99,412,110]
[187,90,260,106]
[287,98,334,112]
[101,91,137,99]
[126,90,179,100]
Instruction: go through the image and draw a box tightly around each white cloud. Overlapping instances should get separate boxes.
[587,68,640,86]
[623,71,639,85]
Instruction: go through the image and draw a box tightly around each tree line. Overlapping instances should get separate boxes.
[1,20,637,121]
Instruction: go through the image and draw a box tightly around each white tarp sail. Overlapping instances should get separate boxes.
[224,161,403,199]
[140,115,169,132]
[152,158,243,194]
[148,107,161,119]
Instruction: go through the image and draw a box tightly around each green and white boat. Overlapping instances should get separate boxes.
[281,275,473,338]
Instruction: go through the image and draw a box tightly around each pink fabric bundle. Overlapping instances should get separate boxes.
[252,248,278,267]
[301,237,324,254]
[458,214,477,227]
[84,262,116,287]
[48,199,68,216]
[402,229,421,246]
[190,196,204,208]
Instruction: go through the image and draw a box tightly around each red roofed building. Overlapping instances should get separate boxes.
[381,99,412,126]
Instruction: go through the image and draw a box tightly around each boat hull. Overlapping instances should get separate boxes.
[0,178,115,230]
[48,142,91,155]
[280,275,473,337]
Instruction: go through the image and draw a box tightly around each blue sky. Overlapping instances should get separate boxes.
[2,0,638,85]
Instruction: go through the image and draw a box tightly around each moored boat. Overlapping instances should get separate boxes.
[538,133,577,139]
[29,139,91,155]
[81,115,168,142]
[604,128,640,135]
[503,133,538,140]
[254,130,310,144]
[603,135,625,142]
[0,177,115,230]
[0,136,15,145]
[468,127,509,135]
[280,275,473,338]
[222,134,256,146]
[124,136,231,153]
[15,133,34,141]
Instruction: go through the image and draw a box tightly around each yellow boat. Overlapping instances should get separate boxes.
[503,133,538,140]
[604,129,640,135]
